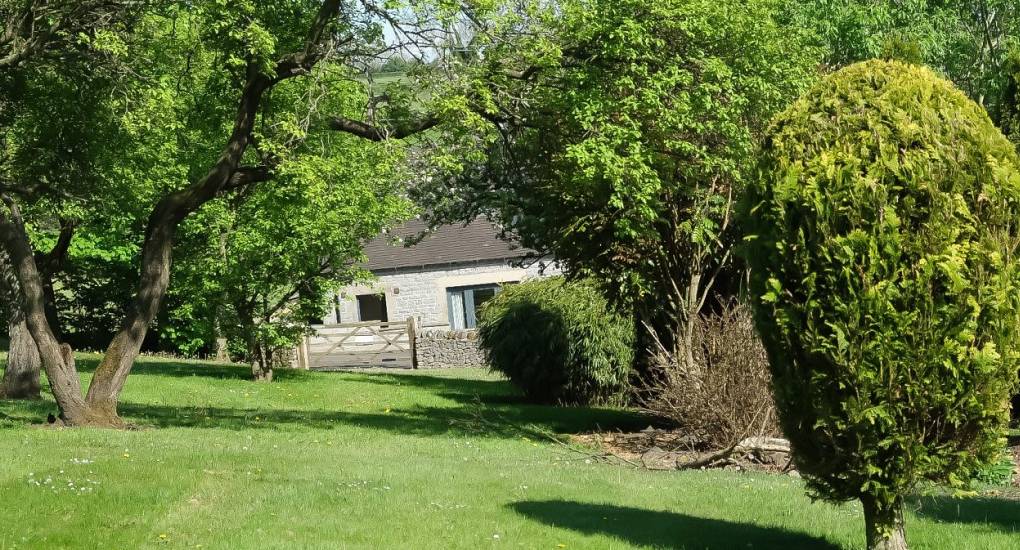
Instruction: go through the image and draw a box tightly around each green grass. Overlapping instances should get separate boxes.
[0,355,1018,549]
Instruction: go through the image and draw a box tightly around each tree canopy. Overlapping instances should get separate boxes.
[414,0,821,377]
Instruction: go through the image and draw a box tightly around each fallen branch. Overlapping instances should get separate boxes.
[675,437,791,471]
[539,428,642,469]
[736,437,791,454]
[675,442,739,470]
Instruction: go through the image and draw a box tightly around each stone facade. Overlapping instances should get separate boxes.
[328,258,560,327]
[415,329,488,369]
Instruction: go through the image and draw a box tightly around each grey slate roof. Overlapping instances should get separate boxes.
[362,219,529,272]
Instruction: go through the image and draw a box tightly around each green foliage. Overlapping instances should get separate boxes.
[1002,47,1020,149]
[742,59,1020,516]
[418,0,821,356]
[880,32,923,65]
[477,278,633,406]
[788,1,1020,122]
[170,113,414,364]
[973,451,1017,486]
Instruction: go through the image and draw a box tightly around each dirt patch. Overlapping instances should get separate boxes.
[572,430,1020,491]
[571,428,793,474]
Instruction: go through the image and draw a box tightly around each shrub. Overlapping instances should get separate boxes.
[973,451,1017,487]
[639,301,780,450]
[478,278,633,406]
[742,60,1020,550]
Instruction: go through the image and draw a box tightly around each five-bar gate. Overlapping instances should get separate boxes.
[296,319,417,370]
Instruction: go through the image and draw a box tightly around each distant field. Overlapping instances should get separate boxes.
[0,355,1018,549]
[363,71,408,96]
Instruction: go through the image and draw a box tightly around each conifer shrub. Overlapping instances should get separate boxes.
[478,278,633,406]
[742,60,1020,550]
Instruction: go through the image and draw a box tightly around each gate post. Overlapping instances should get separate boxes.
[300,334,311,370]
[407,316,419,369]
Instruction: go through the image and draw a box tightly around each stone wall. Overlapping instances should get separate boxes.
[415,329,488,369]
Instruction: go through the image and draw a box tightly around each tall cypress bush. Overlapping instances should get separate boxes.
[742,60,1020,550]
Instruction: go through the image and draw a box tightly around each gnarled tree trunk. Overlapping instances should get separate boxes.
[1,248,40,399]
[251,348,274,383]
[83,76,272,422]
[0,220,75,401]
[0,197,97,425]
[2,315,41,399]
[862,496,908,550]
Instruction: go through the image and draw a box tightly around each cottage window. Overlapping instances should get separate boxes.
[357,294,388,322]
[446,284,502,330]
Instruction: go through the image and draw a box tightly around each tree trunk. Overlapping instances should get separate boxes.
[251,355,273,383]
[214,229,230,362]
[215,338,230,362]
[1,316,40,399]
[0,197,101,425]
[862,497,908,550]
[1,246,41,399]
[83,69,278,420]
[244,317,273,382]
[681,271,703,374]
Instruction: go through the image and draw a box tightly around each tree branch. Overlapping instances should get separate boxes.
[37,219,75,276]
[225,165,274,191]
[329,116,439,141]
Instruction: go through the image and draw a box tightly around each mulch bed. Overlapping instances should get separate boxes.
[571,427,793,474]
[573,429,1020,494]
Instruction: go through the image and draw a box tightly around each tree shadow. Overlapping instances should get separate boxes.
[111,397,650,438]
[335,370,531,405]
[909,494,1020,532]
[4,358,650,436]
[509,500,841,549]
[74,357,313,382]
[0,398,53,427]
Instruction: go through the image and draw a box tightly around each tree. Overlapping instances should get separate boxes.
[416,0,820,382]
[788,1,1019,122]
[0,0,461,426]
[1,1,349,425]
[742,60,1020,550]
[0,2,129,397]
[172,106,413,380]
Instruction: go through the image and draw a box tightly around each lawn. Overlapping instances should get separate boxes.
[0,356,1018,549]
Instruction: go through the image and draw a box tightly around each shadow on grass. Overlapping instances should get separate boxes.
[0,398,53,427]
[108,399,649,437]
[73,357,314,382]
[333,370,526,405]
[2,396,648,440]
[910,494,1020,532]
[2,359,651,438]
[510,500,841,549]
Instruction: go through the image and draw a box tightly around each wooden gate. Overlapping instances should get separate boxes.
[297,319,416,370]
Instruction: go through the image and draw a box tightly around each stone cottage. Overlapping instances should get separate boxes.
[313,219,559,368]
